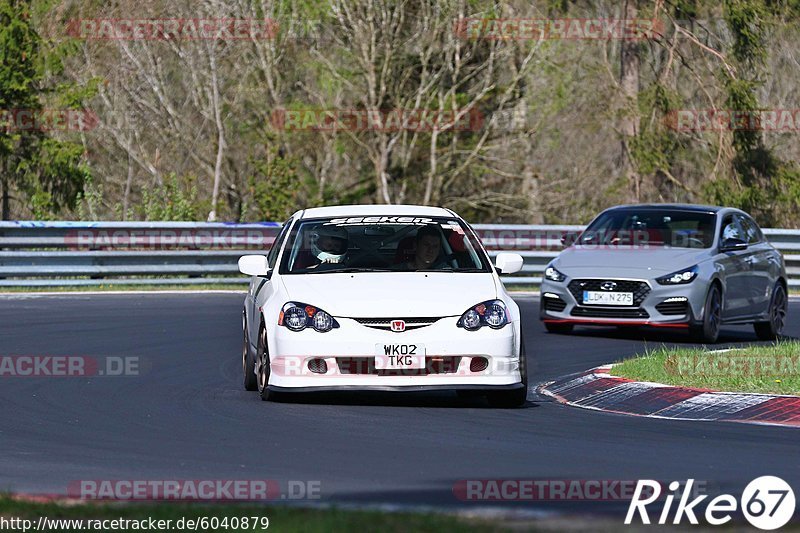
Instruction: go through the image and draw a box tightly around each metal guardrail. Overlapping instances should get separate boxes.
[0,221,798,288]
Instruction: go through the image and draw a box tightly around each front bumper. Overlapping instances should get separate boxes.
[267,317,522,389]
[539,277,708,327]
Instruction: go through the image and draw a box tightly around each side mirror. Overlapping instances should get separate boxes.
[238,255,270,277]
[495,252,524,275]
[561,232,579,247]
[719,238,748,253]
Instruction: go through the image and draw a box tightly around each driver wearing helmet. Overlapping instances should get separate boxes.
[722,221,742,242]
[309,225,349,267]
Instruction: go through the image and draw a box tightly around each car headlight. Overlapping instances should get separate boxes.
[457,300,509,331]
[544,265,566,282]
[656,265,699,285]
[278,302,340,332]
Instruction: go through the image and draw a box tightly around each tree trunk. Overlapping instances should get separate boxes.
[376,135,392,204]
[1,155,9,220]
[423,129,439,205]
[207,46,226,222]
[619,0,641,202]
[122,133,133,220]
[1,177,8,221]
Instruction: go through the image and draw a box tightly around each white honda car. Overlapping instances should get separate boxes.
[238,205,527,407]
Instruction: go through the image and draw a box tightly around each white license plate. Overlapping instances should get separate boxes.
[375,344,426,370]
[583,291,634,306]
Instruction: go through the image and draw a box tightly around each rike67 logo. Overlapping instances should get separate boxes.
[626,476,795,530]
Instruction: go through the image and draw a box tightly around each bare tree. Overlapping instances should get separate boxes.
[619,0,641,202]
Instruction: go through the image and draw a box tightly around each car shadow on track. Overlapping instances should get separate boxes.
[546,326,796,346]
[268,390,540,409]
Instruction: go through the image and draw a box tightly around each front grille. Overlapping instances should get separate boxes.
[567,279,651,307]
[571,307,650,319]
[543,295,567,312]
[335,356,461,375]
[656,299,689,316]
[351,317,443,331]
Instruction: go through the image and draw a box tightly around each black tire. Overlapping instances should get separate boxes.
[544,321,574,334]
[691,284,722,344]
[256,324,279,402]
[754,283,787,340]
[242,313,257,391]
[487,337,528,408]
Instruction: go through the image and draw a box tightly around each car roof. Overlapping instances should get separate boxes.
[604,203,725,214]
[299,204,454,219]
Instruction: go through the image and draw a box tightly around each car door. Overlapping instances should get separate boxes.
[737,214,772,316]
[246,218,293,352]
[718,214,749,319]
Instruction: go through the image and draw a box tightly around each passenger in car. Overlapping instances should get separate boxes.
[401,225,448,270]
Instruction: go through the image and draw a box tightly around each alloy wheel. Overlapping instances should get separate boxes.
[257,327,270,392]
[771,285,787,335]
[707,287,721,339]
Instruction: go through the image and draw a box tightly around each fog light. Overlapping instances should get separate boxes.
[308,358,327,374]
[470,357,489,372]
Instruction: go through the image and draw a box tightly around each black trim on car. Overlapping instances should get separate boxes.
[268,383,525,393]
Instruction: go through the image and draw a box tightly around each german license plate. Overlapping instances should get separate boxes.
[375,344,426,370]
[583,291,633,306]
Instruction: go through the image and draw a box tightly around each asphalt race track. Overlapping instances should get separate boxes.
[1,293,798,519]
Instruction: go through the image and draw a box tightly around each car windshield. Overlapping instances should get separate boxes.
[579,209,716,249]
[279,216,491,274]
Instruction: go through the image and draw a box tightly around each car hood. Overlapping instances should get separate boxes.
[554,246,709,277]
[279,272,498,317]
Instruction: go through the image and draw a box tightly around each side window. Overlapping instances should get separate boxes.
[738,215,763,244]
[720,215,744,242]
[267,219,293,269]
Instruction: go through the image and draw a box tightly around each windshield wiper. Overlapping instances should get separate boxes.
[413,267,484,273]
[308,267,394,274]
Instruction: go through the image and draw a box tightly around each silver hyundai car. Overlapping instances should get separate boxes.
[539,204,788,343]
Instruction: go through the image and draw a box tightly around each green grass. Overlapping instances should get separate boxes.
[0,497,505,532]
[505,284,540,292]
[611,341,800,395]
